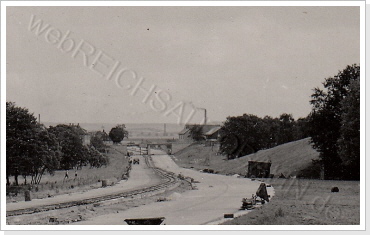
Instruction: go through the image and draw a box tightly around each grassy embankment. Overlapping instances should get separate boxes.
[222,178,360,225]
[6,145,130,203]
[173,138,320,177]
[173,138,360,225]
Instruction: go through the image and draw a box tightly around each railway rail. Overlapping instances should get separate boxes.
[6,155,179,217]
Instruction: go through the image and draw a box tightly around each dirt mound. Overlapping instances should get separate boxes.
[167,192,182,201]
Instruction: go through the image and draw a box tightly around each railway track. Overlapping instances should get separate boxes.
[6,155,179,217]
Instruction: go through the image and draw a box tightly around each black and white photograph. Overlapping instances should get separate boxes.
[1,0,365,230]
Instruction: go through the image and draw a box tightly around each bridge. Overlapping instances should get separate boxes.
[126,142,172,155]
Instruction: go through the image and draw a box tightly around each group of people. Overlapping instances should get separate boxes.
[64,170,78,180]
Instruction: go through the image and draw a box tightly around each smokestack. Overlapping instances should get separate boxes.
[38,114,40,124]
[204,109,207,125]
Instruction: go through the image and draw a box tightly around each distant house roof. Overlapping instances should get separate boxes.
[204,126,221,136]
[200,125,221,134]
[179,124,221,135]
[179,128,190,135]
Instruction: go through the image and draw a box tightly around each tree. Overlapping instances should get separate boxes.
[48,124,89,170]
[189,125,205,141]
[109,124,128,144]
[262,116,279,149]
[7,102,37,185]
[90,131,108,152]
[293,117,310,140]
[26,126,61,184]
[338,78,360,180]
[219,114,267,159]
[276,113,295,145]
[309,64,360,179]
[6,102,60,185]
[86,147,109,168]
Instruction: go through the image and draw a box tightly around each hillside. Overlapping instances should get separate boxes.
[172,138,320,178]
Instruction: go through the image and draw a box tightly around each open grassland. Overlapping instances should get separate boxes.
[6,145,130,203]
[222,178,360,225]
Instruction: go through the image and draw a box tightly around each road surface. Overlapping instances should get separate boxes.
[75,150,274,225]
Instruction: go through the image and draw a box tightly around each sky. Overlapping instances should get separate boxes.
[6,6,360,125]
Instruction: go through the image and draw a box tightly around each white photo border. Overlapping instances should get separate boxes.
[1,0,366,231]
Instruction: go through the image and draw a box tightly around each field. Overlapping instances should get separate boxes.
[222,178,360,225]
[6,145,130,203]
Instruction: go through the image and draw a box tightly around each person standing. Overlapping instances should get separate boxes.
[64,170,69,180]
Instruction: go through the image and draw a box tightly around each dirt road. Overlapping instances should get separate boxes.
[75,151,274,225]
[7,150,274,226]
[6,155,161,213]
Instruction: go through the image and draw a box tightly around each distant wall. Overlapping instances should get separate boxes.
[121,145,128,155]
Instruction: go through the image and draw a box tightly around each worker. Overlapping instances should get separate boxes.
[64,170,69,180]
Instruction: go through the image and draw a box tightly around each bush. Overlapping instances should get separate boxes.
[275,207,284,218]
[297,159,321,179]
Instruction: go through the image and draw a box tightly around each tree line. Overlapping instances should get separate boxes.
[219,64,360,180]
[218,113,309,159]
[6,102,128,186]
